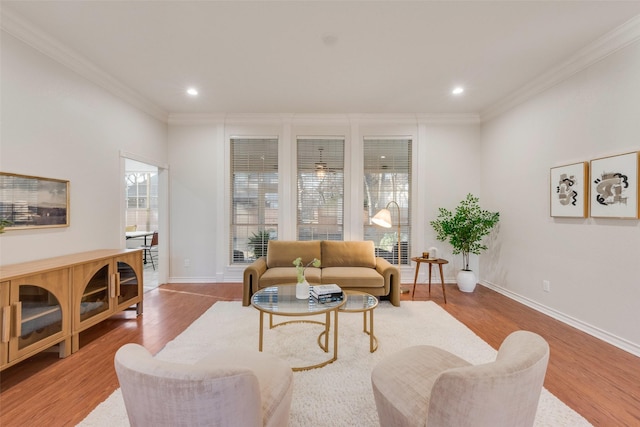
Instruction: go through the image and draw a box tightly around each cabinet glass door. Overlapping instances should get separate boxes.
[17,284,63,350]
[9,270,70,362]
[80,265,110,322]
[117,261,139,305]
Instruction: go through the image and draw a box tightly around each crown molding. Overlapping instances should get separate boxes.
[482,14,640,122]
[414,113,481,125]
[168,113,227,125]
[1,9,168,123]
[167,112,480,127]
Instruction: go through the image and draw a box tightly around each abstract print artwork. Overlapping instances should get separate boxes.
[550,162,588,218]
[589,152,639,219]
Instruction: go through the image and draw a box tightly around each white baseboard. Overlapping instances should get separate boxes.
[481,281,640,358]
[168,276,218,283]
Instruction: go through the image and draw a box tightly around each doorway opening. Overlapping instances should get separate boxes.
[124,159,159,292]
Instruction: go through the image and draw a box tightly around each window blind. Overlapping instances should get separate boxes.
[230,137,278,263]
[363,138,412,265]
[297,137,344,241]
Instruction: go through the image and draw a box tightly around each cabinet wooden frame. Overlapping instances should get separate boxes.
[0,249,143,371]
[9,270,71,363]
[71,251,143,352]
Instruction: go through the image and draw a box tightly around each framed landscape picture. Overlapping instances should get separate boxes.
[550,162,588,218]
[589,152,639,219]
[0,172,70,230]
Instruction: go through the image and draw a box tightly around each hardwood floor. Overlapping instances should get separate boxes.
[1,283,639,426]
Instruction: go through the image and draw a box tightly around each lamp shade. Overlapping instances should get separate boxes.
[372,208,392,228]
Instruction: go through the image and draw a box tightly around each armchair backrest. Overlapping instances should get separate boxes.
[114,343,263,427]
[428,331,550,427]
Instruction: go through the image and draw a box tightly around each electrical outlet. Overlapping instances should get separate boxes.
[184,258,190,268]
[543,280,550,292]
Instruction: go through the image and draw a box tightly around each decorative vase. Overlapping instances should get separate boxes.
[296,279,310,299]
[457,270,477,292]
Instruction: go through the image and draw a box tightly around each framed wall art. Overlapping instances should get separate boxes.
[589,151,639,219]
[0,172,70,230]
[550,161,589,218]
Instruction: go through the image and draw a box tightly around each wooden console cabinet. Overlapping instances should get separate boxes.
[0,249,143,371]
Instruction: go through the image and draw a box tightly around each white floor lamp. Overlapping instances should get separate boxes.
[372,201,408,293]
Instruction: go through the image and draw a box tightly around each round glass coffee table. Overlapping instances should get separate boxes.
[251,285,346,371]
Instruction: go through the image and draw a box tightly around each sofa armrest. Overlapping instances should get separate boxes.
[375,257,401,306]
[243,257,267,306]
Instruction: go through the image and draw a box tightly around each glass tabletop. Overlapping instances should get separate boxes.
[251,285,345,315]
[340,291,378,312]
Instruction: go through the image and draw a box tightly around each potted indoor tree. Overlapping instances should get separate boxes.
[430,194,499,292]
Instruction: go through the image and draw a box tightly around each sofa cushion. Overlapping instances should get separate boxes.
[321,267,384,288]
[266,241,321,268]
[260,267,322,288]
[321,240,376,268]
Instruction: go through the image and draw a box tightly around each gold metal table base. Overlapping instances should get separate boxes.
[361,309,378,353]
[258,309,340,371]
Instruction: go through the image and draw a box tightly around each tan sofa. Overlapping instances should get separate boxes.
[243,240,401,306]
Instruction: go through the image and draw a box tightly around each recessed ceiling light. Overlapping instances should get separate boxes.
[321,33,338,47]
[186,87,198,96]
[452,86,464,95]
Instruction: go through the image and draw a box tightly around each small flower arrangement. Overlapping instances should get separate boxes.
[293,257,321,283]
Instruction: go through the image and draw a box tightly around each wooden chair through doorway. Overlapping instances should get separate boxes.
[140,232,158,270]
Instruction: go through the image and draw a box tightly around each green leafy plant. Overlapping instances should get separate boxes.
[293,257,321,283]
[248,230,271,259]
[430,194,499,271]
[0,218,12,234]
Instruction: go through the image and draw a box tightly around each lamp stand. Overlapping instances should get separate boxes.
[378,201,409,294]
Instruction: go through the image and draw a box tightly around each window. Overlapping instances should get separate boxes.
[230,137,278,263]
[363,138,412,265]
[125,171,158,231]
[297,138,344,241]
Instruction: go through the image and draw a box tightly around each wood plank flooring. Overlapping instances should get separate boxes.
[1,283,639,426]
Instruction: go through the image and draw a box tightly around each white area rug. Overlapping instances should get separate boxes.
[79,301,590,426]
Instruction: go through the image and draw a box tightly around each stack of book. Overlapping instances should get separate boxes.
[310,284,343,303]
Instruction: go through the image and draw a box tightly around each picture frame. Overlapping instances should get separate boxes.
[550,161,589,218]
[0,172,70,230]
[589,152,639,219]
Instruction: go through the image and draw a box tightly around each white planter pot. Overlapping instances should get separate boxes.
[296,280,310,299]
[456,270,477,293]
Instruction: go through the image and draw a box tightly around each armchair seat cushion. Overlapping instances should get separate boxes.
[371,346,471,426]
[197,351,294,427]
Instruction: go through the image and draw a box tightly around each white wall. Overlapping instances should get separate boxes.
[167,116,481,284]
[0,33,168,264]
[481,41,640,353]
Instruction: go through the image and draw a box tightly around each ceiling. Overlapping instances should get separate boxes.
[3,1,640,119]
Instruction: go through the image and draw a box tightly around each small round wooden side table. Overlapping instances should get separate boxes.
[410,257,448,303]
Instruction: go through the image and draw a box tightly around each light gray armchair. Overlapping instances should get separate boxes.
[371,330,550,427]
[114,343,294,427]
